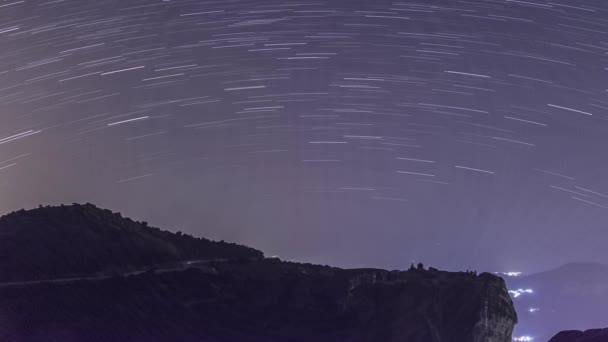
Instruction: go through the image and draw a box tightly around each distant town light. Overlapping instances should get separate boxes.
[513,336,533,341]
[508,288,534,298]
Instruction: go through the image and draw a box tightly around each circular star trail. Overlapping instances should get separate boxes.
[1,0,607,272]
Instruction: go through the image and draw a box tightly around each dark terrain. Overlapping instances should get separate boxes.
[0,203,262,282]
[0,204,517,342]
[549,328,608,342]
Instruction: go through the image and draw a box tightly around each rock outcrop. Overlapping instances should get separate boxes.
[549,328,608,342]
[0,204,517,342]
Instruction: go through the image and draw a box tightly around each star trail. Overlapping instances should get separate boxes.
[1,0,607,272]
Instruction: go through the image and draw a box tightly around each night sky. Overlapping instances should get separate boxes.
[1,0,607,273]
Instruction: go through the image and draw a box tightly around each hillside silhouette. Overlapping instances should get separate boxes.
[0,203,263,282]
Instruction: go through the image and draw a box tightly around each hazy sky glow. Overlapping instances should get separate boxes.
[1,0,608,272]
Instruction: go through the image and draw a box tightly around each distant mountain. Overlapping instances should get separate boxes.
[505,263,608,341]
[0,204,517,342]
[0,203,263,282]
[549,328,608,342]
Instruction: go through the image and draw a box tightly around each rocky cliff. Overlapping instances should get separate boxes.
[0,204,517,342]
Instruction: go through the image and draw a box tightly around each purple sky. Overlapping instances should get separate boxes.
[1,0,607,273]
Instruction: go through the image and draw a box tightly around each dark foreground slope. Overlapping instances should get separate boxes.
[0,204,262,282]
[549,328,608,342]
[0,204,517,342]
